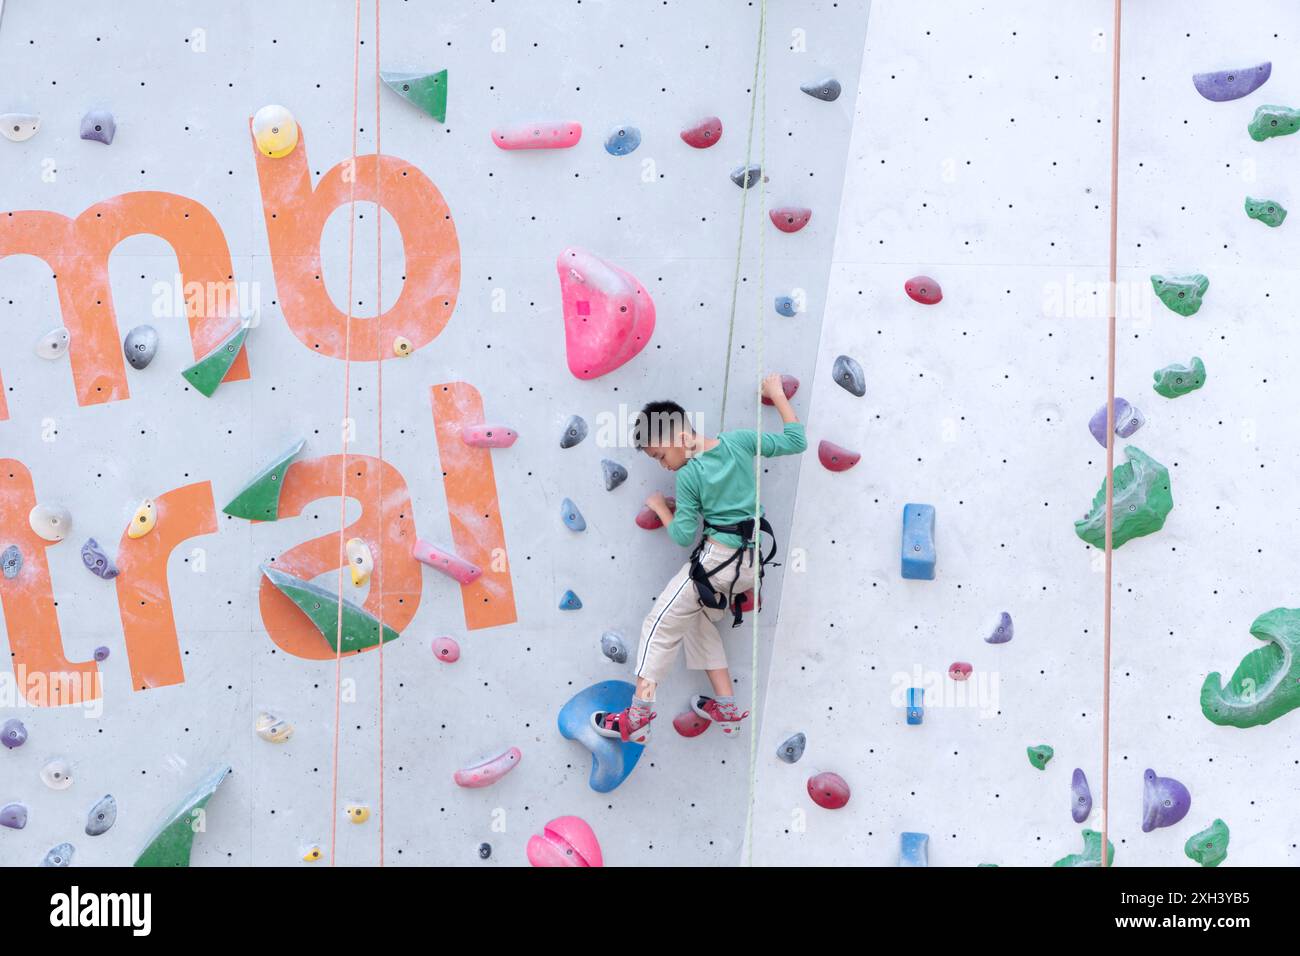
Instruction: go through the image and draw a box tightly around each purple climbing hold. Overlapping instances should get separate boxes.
[1193,62,1271,102]
[93,645,111,662]
[1088,398,1144,447]
[0,803,27,829]
[1142,768,1192,832]
[984,611,1014,644]
[1,718,27,749]
[80,537,119,579]
[1072,768,1093,823]
[80,109,116,145]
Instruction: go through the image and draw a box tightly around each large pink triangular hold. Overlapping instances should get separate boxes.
[556,247,656,380]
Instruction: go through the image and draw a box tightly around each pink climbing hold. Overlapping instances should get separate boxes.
[431,636,461,663]
[491,121,582,150]
[761,374,799,406]
[526,815,603,868]
[770,207,812,233]
[557,247,656,380]
[412,539,483,584]
[905,275,943,305]
[808,771,851,810]
[673,710,710,737]
[635,497,676,529]
[680,115,723,149]
[818,439,860,472]
[462,424,518,449]
[948,662,972,681]
[453,747,522,789]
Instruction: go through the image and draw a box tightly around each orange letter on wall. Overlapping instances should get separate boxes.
[0,194,251,419]
[115,482,219,692]
[0,460,101,706]
[251,121,460,360]
[430,382,517,630]
[258,455,421,660]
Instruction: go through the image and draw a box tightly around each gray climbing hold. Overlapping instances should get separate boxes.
[602,459,628,491]
[80,538,119,580]
[123,325,159,370]
[1072,768,1093,823]
[604,125,642,156]
[80,109,116,145]
[775,296,797,317]
[36,327,70,359]
[0,113,40,142]
[560,414,588,448]
[85,794,117,836]
[832,355,865,397]
[478,842,492,860]
[800,76,842,101]
[561,497,587,532]
[1,718,27,749]
[984,611,1014,644]
[1,545,20,579]
[777,732,806,764]
[600,631,628,664]
[93,646,110,662]
[731,164,762,188]
[0,803,27,829]
[42,843,75,867]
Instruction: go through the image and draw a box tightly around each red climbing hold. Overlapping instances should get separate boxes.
[769,207,812,233]
[491,121,582,150]
[431,636,461,663]
[680,115,723,149]
[412,539,483,584]
[808,771,851,810]
[673,710,710,737]
[948,661,972,681]
[635,497,676,529]
[905,275,943,305]
[737,589,760,613]
[462,424,518,448]
[818,439,860,472]
[761,374,799,406]
[557,247,657,380]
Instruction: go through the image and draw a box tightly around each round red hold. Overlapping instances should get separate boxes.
[673,711,710,737]
[635,496,677,529]
[762,374,800,405]
[808,771,851,810]
[431,636,461,663]
[818,439,860,472]
[680,116,723,149]
[770,206,812,233]
[948,661,972,681]
[905,275,942,305]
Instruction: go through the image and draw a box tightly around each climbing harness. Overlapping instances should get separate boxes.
[688,518,778,627]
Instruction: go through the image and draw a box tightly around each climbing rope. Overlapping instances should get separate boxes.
[1101,0,1123,868]
[373,0,386,867]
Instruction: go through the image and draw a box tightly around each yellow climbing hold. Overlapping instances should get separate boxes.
[252,104,299,158]
[127,499,156,539]
[345,803,370,824]
[255,711,293,743]
[302,844,323,863]
[347,538,374,587]
[393,336,413,357]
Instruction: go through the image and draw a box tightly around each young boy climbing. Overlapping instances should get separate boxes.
[593,373,807,745]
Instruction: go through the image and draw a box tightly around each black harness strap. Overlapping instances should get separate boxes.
[688,517,779,627]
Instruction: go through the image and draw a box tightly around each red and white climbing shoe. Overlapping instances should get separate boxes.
[692,696,750,738]
[591,708,656,745]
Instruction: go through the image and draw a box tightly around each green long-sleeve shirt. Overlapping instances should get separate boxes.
[668,422,808,548]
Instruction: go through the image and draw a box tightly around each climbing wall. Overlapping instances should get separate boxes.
[751,0,1300,866]
[0,0,871,865]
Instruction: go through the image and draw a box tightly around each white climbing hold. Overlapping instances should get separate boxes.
[36,327,70,359]
[29,504,71,542]
[252,104,299,158]
[0,113,39,142]
[255,711,294,743]
[347,538,374,586]
[41,757,73,790]
[393,336,413,357]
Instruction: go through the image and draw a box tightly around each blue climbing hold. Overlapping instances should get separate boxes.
[899,832,929,866]
[604,125,642,156]
[559,590,583,610]
[560,498,586,532]
[906,687,924,725]
[560,414,588,449]
[775,296,797,317]
[1,545,19,579]
[42,843,75,867]
[901,504,936,580]
[558,680,645,793]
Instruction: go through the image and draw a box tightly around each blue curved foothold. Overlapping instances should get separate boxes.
[560,414,588,449]
[1,545,19,579]
[42,842,74,867]
[604,125,642,156]
[984,611,1014,644]
[899,832,929,867]
[1072,768,1093,823]
[80,109,115,145]
[560,497,587,532]
[801,76,842,101]
[775,296,797,317]
[602,459,628,491]
[80,537,119,579]
[777,732,806,763]
[901,503,936,580]
[600,631,628,663]
[1193,62,1271,102]
[731,164,761,188]
[559,589,583,610]
[906,687,924,725]
[558,679,644,793]
[1142,768,1192,832]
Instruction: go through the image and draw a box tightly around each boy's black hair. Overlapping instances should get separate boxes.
[633,400,692,448]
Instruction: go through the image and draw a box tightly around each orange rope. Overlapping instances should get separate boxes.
[1101,0,1122,868]
[373,0,386,867]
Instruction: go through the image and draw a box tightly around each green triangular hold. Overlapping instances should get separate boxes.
[380,69,447,123]
[261,564,399,653]
[182,324,249,398]
[1053,828,1116,867]
[134,764,231,867]
[223,439,306,521]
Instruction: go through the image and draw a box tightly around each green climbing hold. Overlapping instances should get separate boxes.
[1152,356,1206,398]
[181,324,249,398]
[1202,607,1300,728]
[1150,274,1208,316]
[1245,196,1287,227]
[1074,446,1173,550]
[1248,104,1300,142]
[1053,828,1115,867]
[1027,744,1054,770]
[1184,819,1230,867]
[223,439,306,521]
[134,764,231,867]
[261,564,398,653]
[380,70,447,123]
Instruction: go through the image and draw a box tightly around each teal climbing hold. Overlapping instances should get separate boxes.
[1073,446,1172,550]
[1152,357,1205,398]
[222,439,305,520]
[380,69,447,123]
[558,680,644,792]
[901,504,936,579]
[1027,744,1054,770]
[1185,819,1230,867]
[261,564,399,653]
[1202,607,1300,728]
[1245,196,1287,227]
[135,764,231,866]
[559,589,582,610]
[1150,274,1208,316]
[1248,104,1300,141]
[181,324,249,397]
[1053,829,1115,867]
